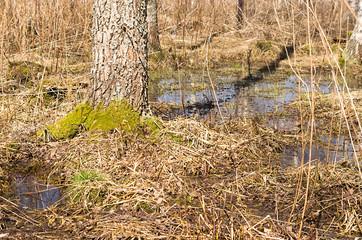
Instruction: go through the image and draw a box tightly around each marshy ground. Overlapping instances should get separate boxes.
[1,0,362,239]
[1,47,361,239]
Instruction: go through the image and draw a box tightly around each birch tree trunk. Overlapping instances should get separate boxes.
[89,0,149,111]
[147,0,161,51]
[237,0,244,27]
[348,0,357,12]
[346,1,362,62]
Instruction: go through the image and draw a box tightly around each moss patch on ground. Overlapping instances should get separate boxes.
[6,61,48,86]
[38,102,93,140]
[38,100,162,140]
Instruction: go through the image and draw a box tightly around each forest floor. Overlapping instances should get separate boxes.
[0,33,362,239]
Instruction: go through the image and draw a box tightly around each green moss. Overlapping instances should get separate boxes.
[85,100,141,132]
[37,101,92,140]
[149,49,166,62]
[69,170,109,206]
[6,61,49,85]
[142,115,162,133]
[255,41,272,51]
[38,100,162,141]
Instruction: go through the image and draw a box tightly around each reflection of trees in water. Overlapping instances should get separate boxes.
[219,45,296,117]
[231,85,257,117]
[150,69,359,167]
[15,176,60,210]
[189,86,197,105]
[150,45,296,117]
[280,134,358,167]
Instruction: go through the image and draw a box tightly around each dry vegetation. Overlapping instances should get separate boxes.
[0,0,361,239]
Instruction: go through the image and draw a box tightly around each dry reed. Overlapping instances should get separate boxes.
[0,0,361,239]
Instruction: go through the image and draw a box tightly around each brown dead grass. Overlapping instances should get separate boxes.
[0,116,361,238]
[0,0,361,239]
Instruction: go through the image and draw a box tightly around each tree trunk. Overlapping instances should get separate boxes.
[89,0,149,111]
[348,0,357,12]
[346,0,362,62]
[237,0,244,28]
[147,0,161,51]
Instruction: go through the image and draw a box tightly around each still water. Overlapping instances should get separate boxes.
[150,72,361,167]
[11,175,62,210]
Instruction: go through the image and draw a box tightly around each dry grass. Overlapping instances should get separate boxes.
[0,116,361,238]
[0,0,362,239]
[0,0,355,72]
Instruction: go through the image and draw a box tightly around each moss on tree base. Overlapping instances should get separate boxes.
[37,100,161,140]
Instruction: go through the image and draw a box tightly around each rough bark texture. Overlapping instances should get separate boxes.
[147,0,161,51]
[346,0,362,62]
[348,0,357,12]
[89,0,149,111]
[237,0,244,27]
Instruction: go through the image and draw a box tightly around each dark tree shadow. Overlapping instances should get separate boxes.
[195,45,296,112]
[153,45,296,118]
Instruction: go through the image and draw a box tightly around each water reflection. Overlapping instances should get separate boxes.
[281,139,357,167]
[149,73,361,166]
[13,175,62,210]
[151,75,335,119]
[266,116,300,131]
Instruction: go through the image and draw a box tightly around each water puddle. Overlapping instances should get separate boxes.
[10,175,62,210]
[280,135,358,167]
[151,75,334,119]
[150,72,361,167]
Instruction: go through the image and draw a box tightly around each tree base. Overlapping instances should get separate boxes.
[345,35,362,63]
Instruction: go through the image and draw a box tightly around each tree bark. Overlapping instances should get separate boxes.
[237,0,244,28]
[147,0,161,51]
[348,0,357,12]
[89,0,149,111]
[346,0,362,62]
